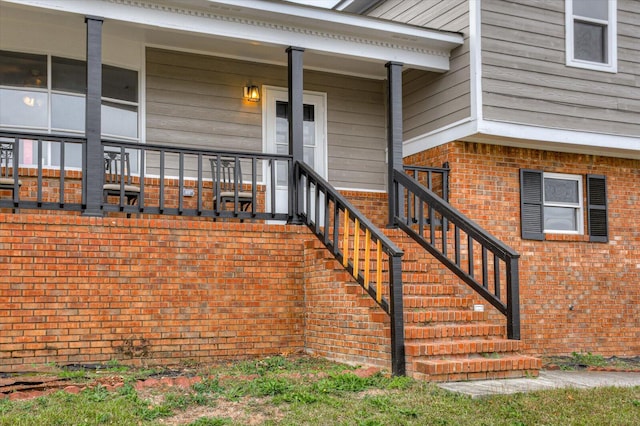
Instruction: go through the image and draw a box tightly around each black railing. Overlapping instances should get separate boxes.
[0,131,293,221]
[296,161,406,376]
[101,140,292,221]
[403,164,449,202]
[393,169,520,340]
[0,132,86,212]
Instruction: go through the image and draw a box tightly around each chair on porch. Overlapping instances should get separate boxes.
[209,157,252,213]
[0,143,22,209]
[103,150,140,208]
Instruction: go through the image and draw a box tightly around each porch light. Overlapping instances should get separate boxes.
[243,85,260,102]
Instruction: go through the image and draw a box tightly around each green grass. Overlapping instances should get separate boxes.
[1,356,639,425]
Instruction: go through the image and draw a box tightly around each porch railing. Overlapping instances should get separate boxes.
[0,131,294,221]
[392,169,521,340]
[296,161,406,376]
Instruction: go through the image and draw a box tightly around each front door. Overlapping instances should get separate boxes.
[263,87,327,218]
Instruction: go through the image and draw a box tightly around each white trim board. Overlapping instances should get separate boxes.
[403,118,640,160]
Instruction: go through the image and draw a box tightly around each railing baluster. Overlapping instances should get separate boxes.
[376,239,382,303]
[37,138,43,206]
[159,150,165,213]
[342,209,350,268]
[482,247,488,288]
[251,157,257,216]
[494,253,501,298]
[138,146,145,212]
[353,218,360,277]
[468,234,474,279]
[60,141,66,207]
[197,153,203,214]
[178,152,184,214]
[364,229,371,290]
[323,190,330,245]
[454,225,460,266]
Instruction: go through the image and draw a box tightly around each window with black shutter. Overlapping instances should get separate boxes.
[520,170,607,242]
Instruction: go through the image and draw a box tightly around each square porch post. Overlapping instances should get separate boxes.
[287,46,304,224]
[386,61,404,228]
[83,16,104,217]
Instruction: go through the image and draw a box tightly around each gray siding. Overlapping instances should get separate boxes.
[481,0,640,136]
[368,0,471,140]
[146,48,387,190]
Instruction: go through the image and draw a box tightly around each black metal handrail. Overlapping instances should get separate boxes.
[393,169,520,340]
[296,161,406,376]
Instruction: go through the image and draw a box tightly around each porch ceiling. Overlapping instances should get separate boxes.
[1,0,463,79]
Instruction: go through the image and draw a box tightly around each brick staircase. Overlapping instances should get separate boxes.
[380,233,541,382]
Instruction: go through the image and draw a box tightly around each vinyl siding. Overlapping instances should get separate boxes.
[368,0,471,140]
[146,48,387,191]
[481,0,640,136]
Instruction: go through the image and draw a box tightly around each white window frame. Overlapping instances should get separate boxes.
[543,172,584,235]
[565,0,617,73]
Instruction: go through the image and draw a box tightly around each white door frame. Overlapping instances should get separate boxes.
[262,85,328,216]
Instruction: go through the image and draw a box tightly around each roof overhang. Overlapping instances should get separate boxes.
[1,0,463,78]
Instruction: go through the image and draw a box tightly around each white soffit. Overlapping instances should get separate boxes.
[1,0,463,74]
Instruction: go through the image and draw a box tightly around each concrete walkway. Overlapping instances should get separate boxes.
[438,370,640,398]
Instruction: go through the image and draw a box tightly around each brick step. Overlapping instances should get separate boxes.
[413,355,542,382]
[404,323,506,340]
[403,295,473,309]
[402,284,457,296]
[405,339,520,357]
[404,310,487,323]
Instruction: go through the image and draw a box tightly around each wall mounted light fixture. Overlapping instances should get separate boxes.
[243,85,260,102]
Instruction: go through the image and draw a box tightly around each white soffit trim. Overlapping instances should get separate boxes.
[403,118,477,158]
[3,0,463,72]
[470,121,640,160]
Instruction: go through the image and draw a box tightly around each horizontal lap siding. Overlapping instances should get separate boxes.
[146,48,386,191]
[481,0,640,136]
[368,0,471,140]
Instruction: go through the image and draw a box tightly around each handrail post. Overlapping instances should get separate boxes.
[287,46,304,225]
[506,256,521,340]
[386,61,404,228]
[389,252,406,376]
[83,16,104,217]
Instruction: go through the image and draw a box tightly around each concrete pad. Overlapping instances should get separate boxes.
[438,371,640,398]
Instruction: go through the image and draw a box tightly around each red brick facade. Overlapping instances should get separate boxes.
[0,215,308,370]
[407,141,640,357]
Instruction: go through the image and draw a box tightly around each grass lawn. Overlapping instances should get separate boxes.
[1,355,639,425]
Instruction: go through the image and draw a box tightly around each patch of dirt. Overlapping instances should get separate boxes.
[156,398,284,426]
[543,356,640,372]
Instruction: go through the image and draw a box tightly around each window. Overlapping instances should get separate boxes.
[0,50,139,168]
[520,170,608,242]
[566,0,617,72]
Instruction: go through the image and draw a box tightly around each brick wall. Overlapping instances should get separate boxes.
[407,142,640,357]
[0,215,308,370]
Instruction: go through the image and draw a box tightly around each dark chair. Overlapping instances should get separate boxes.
[0,143,22,210]
[209,157,252,213]
[103,151,140,208]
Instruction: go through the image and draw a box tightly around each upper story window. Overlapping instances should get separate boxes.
[565,0,617,72]
[0,50,138,168]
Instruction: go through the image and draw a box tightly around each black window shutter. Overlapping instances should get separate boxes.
[520,169,544,240]
[587,174,608,243]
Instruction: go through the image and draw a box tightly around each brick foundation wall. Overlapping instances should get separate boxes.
[0,214,308,370]
[303,238,390,369]
[407,142,640,357]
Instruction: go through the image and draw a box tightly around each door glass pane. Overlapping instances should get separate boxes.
[52,93,85,132]
[0,88,48,128]
[544,178,579,203]
[52,56,86,94]
[102,101,138,139]
[0,50,47,88]
[544,207,577,231]
[574,21,606,63]
[303,146,314,167]
[573,0,608,20]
